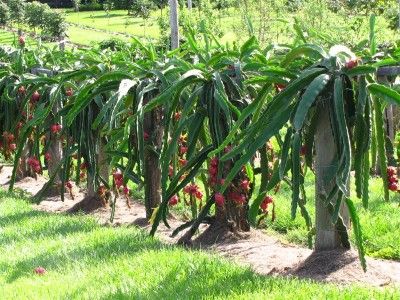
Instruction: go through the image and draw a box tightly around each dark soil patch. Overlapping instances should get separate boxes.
[67,195,105,214]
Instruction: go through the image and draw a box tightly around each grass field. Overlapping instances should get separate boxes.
[62,9,238,46]
[59,8,396,47]
[261,173,400,261]
[1,190,399,299]
[0,7,395,48]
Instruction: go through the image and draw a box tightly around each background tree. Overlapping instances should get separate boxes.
[0,1,10,27]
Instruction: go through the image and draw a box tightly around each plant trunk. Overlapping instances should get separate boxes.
[47,97,63,185]
[143,106,163,219]
[87,137,109,197]
[169,0,179,50]
[16,143,34,180]
[215,159,250,232]
[314,102,350,250]
[188,0,192,9]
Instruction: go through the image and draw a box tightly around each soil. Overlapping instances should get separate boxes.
[1,165,400,288]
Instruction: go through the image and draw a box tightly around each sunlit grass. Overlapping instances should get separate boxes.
[262,171,400,260]
[1,190,398,299]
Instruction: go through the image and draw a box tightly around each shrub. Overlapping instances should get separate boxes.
[98,38,127,51]
[25,1,50,32]
[79,2,103,11]
[0,1,10,26]
[5,0,25,25]
[129,0,154,19]
[41,9,67,38]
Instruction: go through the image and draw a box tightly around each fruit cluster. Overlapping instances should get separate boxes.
[167,131,188,207]
[27,157,41,174]
[113,170,130,196]
[208,153,251,208]
[18,36,25,47]
[30,91,40,104]
[0,132,17,155]
[168,194,179,206]
[79,162,87,179]
[387,166,398,192]
[260,195,273,213]
[51,123,62,134]
[345,59,358,70]
[183,183,203,200]
[44,152,51,162]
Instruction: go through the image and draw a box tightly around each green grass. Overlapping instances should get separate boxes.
[262,172,400,260]
[62,9,238,46]
[67,25,130,46]
[0,30,38,47]
[59,7,396,48]
[1,190,399,299]
[64,10,161,39]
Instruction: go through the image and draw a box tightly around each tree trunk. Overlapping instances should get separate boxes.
[188,0,192,9]
[169,0,179,50]
[143,106,163,219]
[314,102,350,250]
[87,137,109,197]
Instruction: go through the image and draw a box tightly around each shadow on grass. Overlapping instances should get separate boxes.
[3,227,163,283]
[83,13,128,20]
[81,259,266,300]
[0,210,99,246]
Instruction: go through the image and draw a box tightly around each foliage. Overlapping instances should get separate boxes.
[0,1,10,26]
[0,17,399,269]
[5,0,25,25]
[1,0,67,38]
[129,0,154,19]
[24,1,50,32]
[41,9,67,37]
[72,0,81,12]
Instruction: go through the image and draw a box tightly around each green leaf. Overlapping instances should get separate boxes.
[220,103,295,193]
[372,96,390,201]
[291,132,301,219]
[345,66,376,77]
[279,127,293,179]
[369,14,376,56]
[282,44,328,66]
[293,74,330,131]
[345,198,367,272]
[66,71,134,125]
[368,83,400,105]
[333,77,351,195]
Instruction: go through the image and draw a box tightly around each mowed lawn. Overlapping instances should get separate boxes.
[0,190,399,299]
[62,9,243,45]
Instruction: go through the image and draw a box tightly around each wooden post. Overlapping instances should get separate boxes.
[314,101,350,250]
[59,35,65,52]
[169,0,179,50]
[143,106,163,219]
